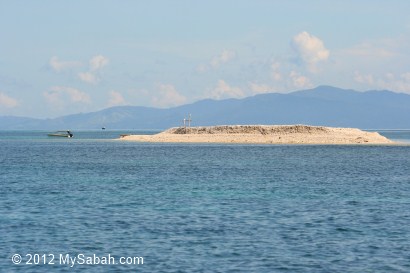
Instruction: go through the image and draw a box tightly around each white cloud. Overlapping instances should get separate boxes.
[354,71,410,93]
[44,86,91,106]
[49,56,82,72]
[43,89,64,107]
[270,61,282,81]
[77,55,109,84]
[345,43,396,58]
[354,71,374,85]
[90,55,109,71]
[0,92,18,108]
[211,49,236,68]
[248,82,272,94]
[197,49,236,72]
[108,91,126,106]
[62,87,91,103]
[385,72,395,81]
[78,72,99,84]
[289,71,313,89]
[292,31,329,72]
[401,72,410,82]
[152,84,187,108]
[208,80,244,99]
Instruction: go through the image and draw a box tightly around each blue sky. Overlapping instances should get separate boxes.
[1,0,410,118]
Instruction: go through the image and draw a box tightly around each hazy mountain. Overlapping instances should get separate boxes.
[0,116,43,130]
[1,86,410,130]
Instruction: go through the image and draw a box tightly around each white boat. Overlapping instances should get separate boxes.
[47,130,73,138]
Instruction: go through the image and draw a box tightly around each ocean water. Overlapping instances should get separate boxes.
[1,130,410,272]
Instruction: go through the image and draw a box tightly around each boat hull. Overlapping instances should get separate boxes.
[47,131,73,138]
[47,134,72,138]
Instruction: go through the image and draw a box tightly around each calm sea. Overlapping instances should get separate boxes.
[1,130,410,272]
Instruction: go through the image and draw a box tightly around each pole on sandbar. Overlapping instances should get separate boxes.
[187,114,191,133]
[182,114,192,134]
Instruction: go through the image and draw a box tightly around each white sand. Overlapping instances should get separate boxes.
[119,125,393,144]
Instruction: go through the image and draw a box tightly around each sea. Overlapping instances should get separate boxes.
[1,130,410,273]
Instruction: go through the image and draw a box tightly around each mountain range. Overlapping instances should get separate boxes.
[1,86,410,130]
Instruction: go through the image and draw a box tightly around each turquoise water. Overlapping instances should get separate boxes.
[1,130,410,272]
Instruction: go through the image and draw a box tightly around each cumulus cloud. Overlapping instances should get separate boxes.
[108,91,126,106]
[248,82,272,94]
[151,84,187,108]
[44,86,91,106]
[401,72,410,82]
[211,49,236,68]
[43,89,63,107]
[90,55,109,71]
[52,86,90,103]
[270,61,282,81]
[345,43,396,58]
[49,56,82,72]
[78,55,109,84]
[292,31,329,72]
[197,49,236,72]
[354,71,374,85]
[289,71,313,89]
[354,71,410,93]
[0,92,18,108]
[78,72,99,84]
[208,80,244,99]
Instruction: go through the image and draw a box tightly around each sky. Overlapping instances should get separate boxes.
[1,0,410,118]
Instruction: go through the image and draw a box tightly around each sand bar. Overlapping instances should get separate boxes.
[119,125,393,144]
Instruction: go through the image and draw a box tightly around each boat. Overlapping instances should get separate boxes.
[48,130,73,138]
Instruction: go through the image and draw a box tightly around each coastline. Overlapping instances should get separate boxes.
[119,125,394,144]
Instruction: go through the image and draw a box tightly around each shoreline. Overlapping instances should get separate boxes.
[119,125,394,145]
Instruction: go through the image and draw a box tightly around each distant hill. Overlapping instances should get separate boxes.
[1,86,410,129]
[0,116,43,130]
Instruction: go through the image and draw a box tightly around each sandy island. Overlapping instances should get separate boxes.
[119,125,393,144]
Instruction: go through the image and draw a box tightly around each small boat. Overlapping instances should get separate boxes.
[48,130,73,138]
